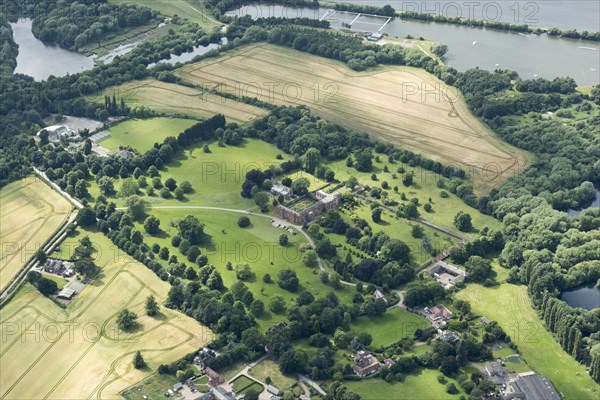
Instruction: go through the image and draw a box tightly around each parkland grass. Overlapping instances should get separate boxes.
[350,307,429,348]
[102,117,198,153]
[0,229,210,400]
[95,79,267,124]
[0,177,72,291]
[346,368,465,399]
[112,0,221,30]
[175,43,533,192]
[457,267,600,400]
[138,209,353,329]
[248,359,297,390]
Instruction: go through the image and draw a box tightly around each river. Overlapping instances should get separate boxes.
[560,284,600,310]
[227,4,600,86]
[11,18,95,80]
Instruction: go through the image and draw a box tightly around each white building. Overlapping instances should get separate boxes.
[36,125,76,142]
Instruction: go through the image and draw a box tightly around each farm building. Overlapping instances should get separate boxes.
[36,125,76,142]
[57,287,76,300]
[352,350,382,377]
[173,382,183,392]
[267,384,282,396]
[213,387,235,400]
[504,373,560,400]
[425,260,467,288]
[384,358,394,368]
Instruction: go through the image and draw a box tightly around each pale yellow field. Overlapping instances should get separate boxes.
[95,79,267,124]
[0,231,211,400]
[0,177,72,291]
[176,43,532,192]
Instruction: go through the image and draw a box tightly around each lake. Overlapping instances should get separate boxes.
[148,38,228,68]
[227,4,600,86]
[568,189,600,217]
[560,284,600,310]
[331,0,600,31]
[11,18,95,81]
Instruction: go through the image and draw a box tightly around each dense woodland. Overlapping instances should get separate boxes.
[0,0,599,393]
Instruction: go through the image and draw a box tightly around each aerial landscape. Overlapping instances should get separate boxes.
[0,1,598,400]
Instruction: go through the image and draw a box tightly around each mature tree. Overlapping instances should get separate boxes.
[164,177,177,191]
[207,270,224,290]
[254,191,269,207]
[303,250,318,267]
[145,294,159,316]
[180,180,193,193]
[453,211,472,232]
[174,187,185,200]
[354,149,372,172]
[291,178,310,196]
[465,256,493,282]
[76,207,96,226]
[402,172,414,187]
[119,178,139,197]
[116,309,138,331]
[279,233,289,246]
[302,147,321,173]
[250,299,265,316]
[74,256,97,277]
[279,348,308,374]
[278,269,299,292]
[177,215,204,244]
[74,180,88,198]
[126,195,146,220]
[98,176,115,195]
[238,216,251,227]
[133,351,146,369]
[235,263,254,281]
[143,215,160,234]
[269,295,286,313]
[411,225,424,238]
[380,239,411,265]
[371,208,382,223]
[244,389,260,400]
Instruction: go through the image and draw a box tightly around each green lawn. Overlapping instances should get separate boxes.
[231,375,256,392]
[42,274,69,290]
[339,203,457,265]
[327,158,502,239]
[457,267,600,400]
[346,369,465,399]
[139,209,353,330]
[111,0,221,30]
[350,308,429,348]
[248,359,296,390]
[102,117,197,153]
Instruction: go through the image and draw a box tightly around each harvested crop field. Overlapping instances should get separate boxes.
[0,230,211,400]
[0,177,71,291]
[176,43,532,192]
[94,79,267,124]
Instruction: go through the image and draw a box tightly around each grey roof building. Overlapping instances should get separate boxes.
[505,373,560,400]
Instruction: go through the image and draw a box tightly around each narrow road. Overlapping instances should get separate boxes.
[298,374,327,396]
